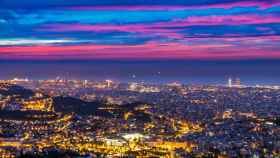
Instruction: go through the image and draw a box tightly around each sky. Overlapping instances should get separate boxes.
[1,0,280,60]
[0,0,280,84]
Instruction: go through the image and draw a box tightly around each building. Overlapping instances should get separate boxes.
[228,78,232,87]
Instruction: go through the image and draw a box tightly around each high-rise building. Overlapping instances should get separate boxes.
[228,78,232,87]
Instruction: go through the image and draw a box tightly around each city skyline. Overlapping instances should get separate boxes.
[0,60,280,85]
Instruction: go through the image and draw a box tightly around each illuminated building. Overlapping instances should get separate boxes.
[228,78,232,88]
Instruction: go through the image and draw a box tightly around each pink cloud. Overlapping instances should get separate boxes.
[39,23,185,39]
[0,42,279,60]
[40,14,280,40]
[64,1,280,11]
[180,14,280,26]
[204,1,280,9]
[41,14,280,31]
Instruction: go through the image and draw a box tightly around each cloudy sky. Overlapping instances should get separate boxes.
[0,0,280,60]
[0,0,280,84]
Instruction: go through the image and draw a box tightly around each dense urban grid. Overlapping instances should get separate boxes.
[0,78,280,158]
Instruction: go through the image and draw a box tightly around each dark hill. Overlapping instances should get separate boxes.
[121,102,147,111]
[53,96,112,117]
[0,84,34,99]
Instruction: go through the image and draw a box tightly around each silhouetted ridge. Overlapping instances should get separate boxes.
[53,96,112,117]
[0,84,34,99]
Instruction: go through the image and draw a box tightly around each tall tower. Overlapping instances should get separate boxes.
[228,78,232,88]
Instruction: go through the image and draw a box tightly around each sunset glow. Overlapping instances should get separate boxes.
[1,0,280,60]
